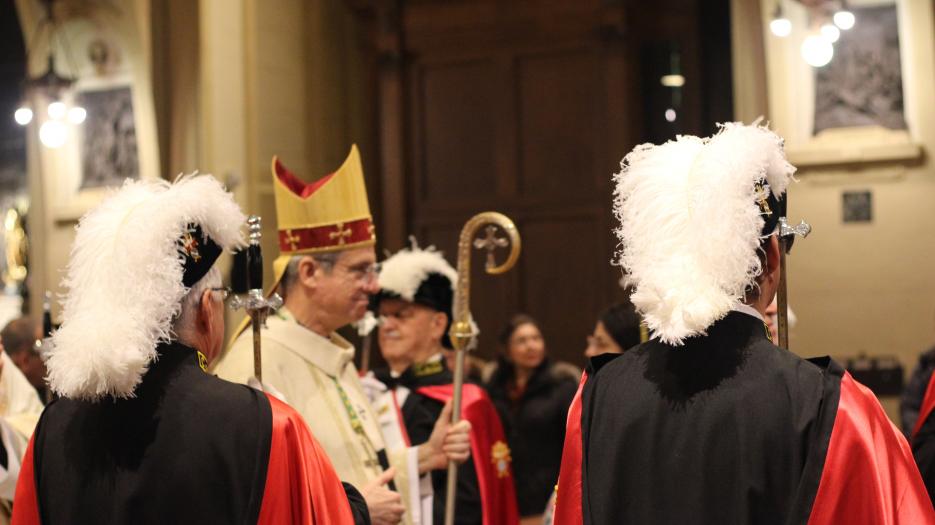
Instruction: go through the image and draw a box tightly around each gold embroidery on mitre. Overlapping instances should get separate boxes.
[754,181,772,216]
[196,351,208,371]
[491,440,512,478]
[284,229,301,251]
[329,222,353,245]
[181,232,202,262]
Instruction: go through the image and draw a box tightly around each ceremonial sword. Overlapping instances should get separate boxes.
[445,212,521,525]
[776,210,811,350]
[232,216,283,383]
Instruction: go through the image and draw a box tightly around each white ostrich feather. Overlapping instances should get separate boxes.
[613,121,795,345]
[47,175,246,400]
[377,243,457,301]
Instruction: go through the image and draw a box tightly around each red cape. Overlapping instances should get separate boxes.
[553,372,934,525]
[418,384,521,525]
[913,372,935,440]
[13,393,355,525]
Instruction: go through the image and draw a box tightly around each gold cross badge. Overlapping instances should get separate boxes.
[181,232,202,262]
[330,223,353,245]
[754,182,772,216]
[284,229,301,250]
[491,440,512,478]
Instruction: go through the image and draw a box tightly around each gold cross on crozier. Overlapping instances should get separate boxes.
[474,225,509,269]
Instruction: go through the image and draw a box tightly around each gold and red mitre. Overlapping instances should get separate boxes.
[269,144,376,291]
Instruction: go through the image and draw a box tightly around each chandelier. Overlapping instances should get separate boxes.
[13,0,87,149]
[769,0,856,67]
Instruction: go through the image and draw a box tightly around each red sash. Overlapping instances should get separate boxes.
[552,372,587,525]
[418,384,521,525]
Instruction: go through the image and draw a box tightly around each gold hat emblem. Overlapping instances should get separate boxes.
[181,232,202,262]
[754,181,772,216]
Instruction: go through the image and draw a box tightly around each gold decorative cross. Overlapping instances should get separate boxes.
[181,232,202,262]
[284,229,301,250]
[754,182,772,216]
[473,225,509,269]
[330,223,353,245]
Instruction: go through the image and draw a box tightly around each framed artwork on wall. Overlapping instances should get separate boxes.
[76,84,139,190]
[48,75,148,221]
[760,0,927,168]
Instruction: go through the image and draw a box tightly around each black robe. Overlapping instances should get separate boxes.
[14,342,369,525]
[375,363,483,525]
[554,311,934,525]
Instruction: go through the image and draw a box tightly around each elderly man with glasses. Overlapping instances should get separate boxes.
[215,147,472,525]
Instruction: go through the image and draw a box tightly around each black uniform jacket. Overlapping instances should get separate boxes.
[554,311,934,525]
[375,361,483,525]
[13,342,369,525]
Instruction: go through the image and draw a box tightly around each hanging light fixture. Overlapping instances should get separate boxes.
[12,0,86,149]
[820,23,841,43]
[770,2,793,38]
[801,34,834,67]
[833,0,856,30]
[768,0,858,67]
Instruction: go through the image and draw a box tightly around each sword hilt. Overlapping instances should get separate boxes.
[231,216,283,321]
[778,217,811,254]
[246,215,263,293]
[776,216,812,350]
[231,215,282,326]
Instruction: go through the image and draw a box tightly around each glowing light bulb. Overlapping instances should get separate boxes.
[801,35,834,67]
[14,107,33,126]
[834,10,855,30]
[821,24,840,43]
[665,109,677,122]
[68,106,87,124]
[39,120,67,148]
[770,17,792,38]
[47,101,66,120]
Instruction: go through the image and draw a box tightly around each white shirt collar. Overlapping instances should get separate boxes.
[732,302,765,322]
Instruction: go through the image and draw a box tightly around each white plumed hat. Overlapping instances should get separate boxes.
[47,175,246,400]
[614,121,795,345]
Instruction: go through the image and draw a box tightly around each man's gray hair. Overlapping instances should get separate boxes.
[279,252,340,301]
[172,266,222,346]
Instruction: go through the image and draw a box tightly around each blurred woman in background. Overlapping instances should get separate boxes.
[484,314,579,524]
[584,302,643,358]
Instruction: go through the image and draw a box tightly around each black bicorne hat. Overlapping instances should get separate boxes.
[180,224,223,287]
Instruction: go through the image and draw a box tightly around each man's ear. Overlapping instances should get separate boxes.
[198,289,215,331]
[431,312,449,340]
[297,256,320,290]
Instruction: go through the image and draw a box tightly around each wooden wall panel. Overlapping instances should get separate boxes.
[519,216,605,362]
[417,60,498,201]
[517,49,599,200]
[363,0,732,367]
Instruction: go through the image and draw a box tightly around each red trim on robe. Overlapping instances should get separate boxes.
[808,372,935,525]
[257,393,356,525]
[552,371,587,525]
[11,435,39,525]
[391,390,412,447]
[418,384,521,525]
[913,372,935,440]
